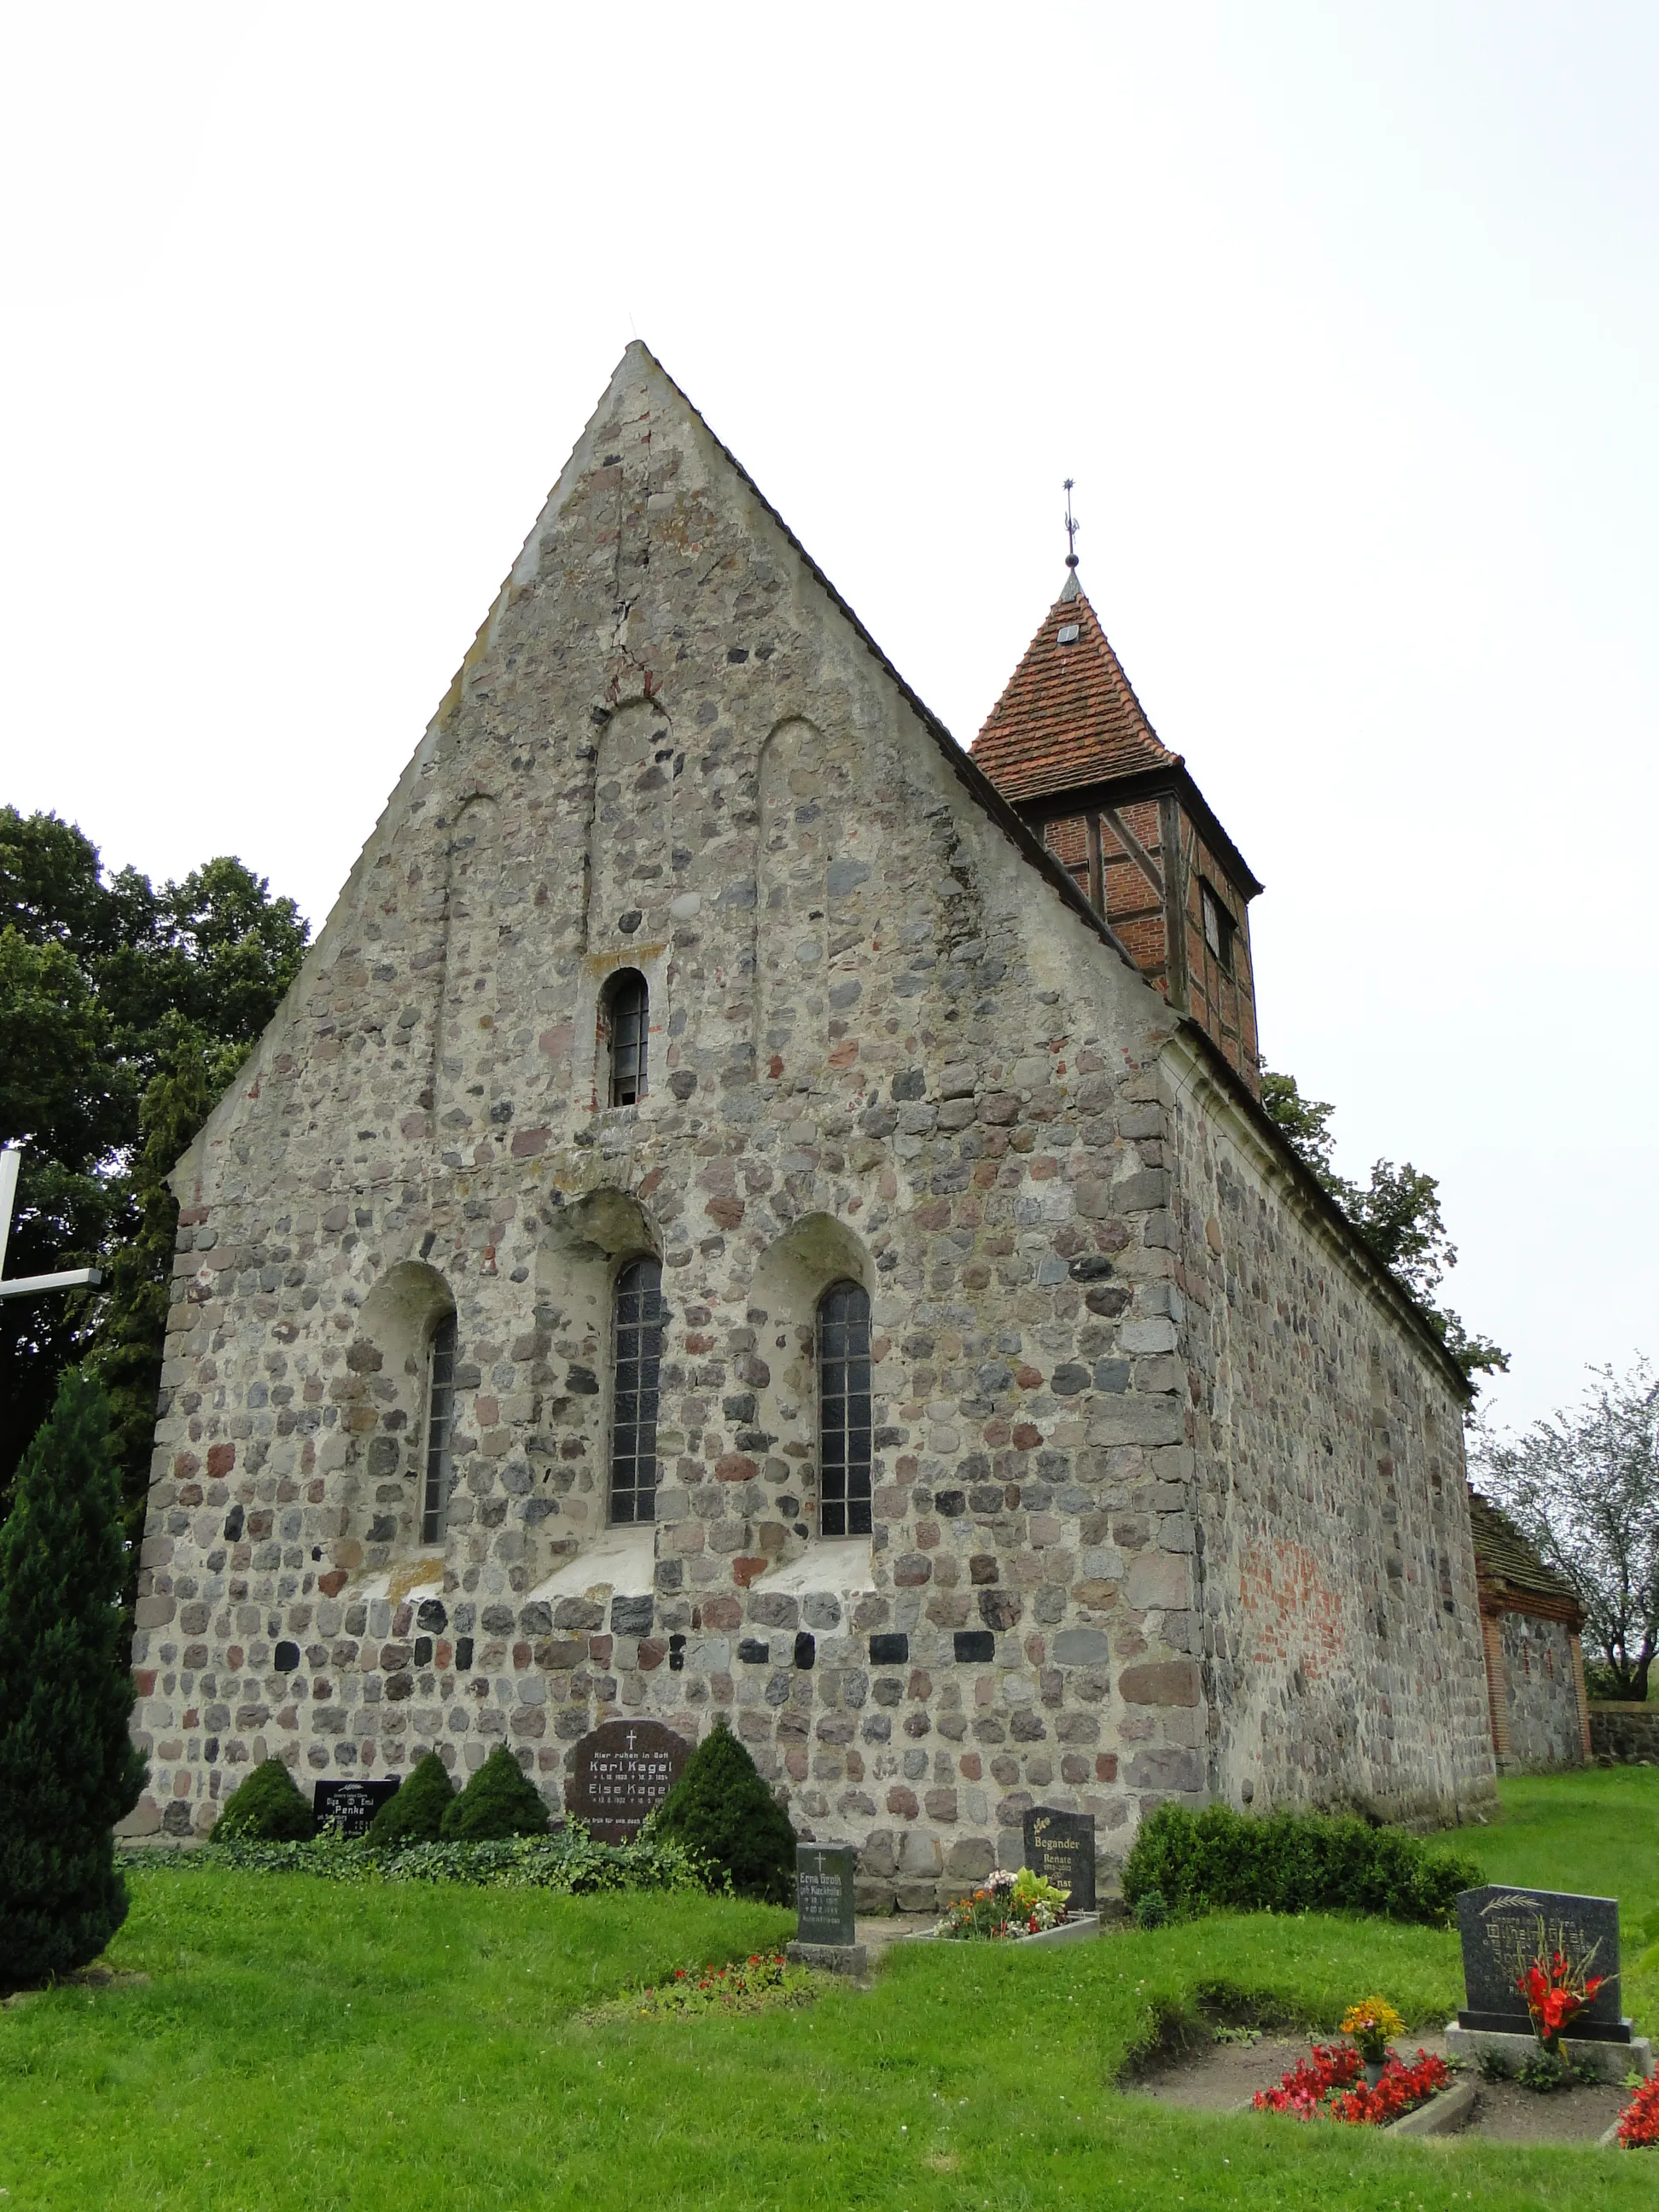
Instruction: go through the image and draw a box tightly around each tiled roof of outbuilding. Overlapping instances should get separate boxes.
[970,575,1179,802]
[1467,1489,1582,1617]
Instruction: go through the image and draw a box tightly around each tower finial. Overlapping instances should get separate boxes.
[1063,478,1080,570]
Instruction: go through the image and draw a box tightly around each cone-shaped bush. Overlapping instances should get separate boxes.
[0,1373,148,1985]
[212,1757,313,1841]
[367,1750,456,1845]
[654,1716,796,1902]
[439,1743,550,1840]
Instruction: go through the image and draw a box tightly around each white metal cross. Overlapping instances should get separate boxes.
[0,1146,103,1302]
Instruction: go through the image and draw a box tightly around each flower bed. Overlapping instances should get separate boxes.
[614,1952,817,2019]
[935,1866,1070,1941]
[1615,2074,1659,2148]
[1253,2041,1450,2125]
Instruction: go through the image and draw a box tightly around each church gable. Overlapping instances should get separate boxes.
[177,346,1139,1208]
[133,347,1497,1869]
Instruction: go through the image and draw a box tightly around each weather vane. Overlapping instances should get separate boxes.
[1063,478,1080,570]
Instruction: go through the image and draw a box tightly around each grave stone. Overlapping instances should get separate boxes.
[1447,1883,1654,2083]
[312,1778,399,1838]
[1022,1807,1096,1915]
[787,1843,865,1976]
[1455,1884,1625,2039]
[564,1719,690,1843]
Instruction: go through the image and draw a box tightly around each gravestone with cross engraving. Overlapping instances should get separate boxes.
[795,1844,859,1947]
[786,1842,866,1976]
[564,1720,690,1843]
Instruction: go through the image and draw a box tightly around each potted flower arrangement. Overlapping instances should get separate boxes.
[1340,1997,1407,2086]
[936,1866,1070,1941]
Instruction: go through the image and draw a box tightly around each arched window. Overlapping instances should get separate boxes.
[420,1310,457,1544]
[602,969,649,1106]
[609,1257,664,1523]
[818,1279,872,1538]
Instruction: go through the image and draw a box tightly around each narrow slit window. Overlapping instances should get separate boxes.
[605,970,649,1106]
[608,1256,664,1524]
[818,1279,872,1539]
[1201,882,1236,975]
[420,1311,457,1545]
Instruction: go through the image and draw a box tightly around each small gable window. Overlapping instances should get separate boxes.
[602,969,649,1107]
[1201,882,1236,975]
[609,1257,664,1524]
[420,1311,458,1545]
[818,1279,872,1539]
[1057,621,1080,644]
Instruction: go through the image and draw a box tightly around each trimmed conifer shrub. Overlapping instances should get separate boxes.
[1121,1801,1483,1927]
[366,1751,456,1845]
[439,1743,550,1841]
[213,1757,313,1842]
[653,1716,796,1903]
[0,1373,148,1984]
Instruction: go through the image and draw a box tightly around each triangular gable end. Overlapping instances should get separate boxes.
[171,344,1144,1200]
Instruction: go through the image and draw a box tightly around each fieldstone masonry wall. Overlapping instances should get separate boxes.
[1490,1610,1586,1773]
[1163,1034,1497,1825]
[124,346,1497,1896]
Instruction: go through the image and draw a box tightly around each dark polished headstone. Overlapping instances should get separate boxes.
[1022,1807,1096,1914]
[564,1720,690,1844]
[1455,1885,1627,2040]
[795,1843,859,1947]
[313,1778,399,1838]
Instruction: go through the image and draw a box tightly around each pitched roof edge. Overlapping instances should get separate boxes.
[636,346,1147,981]
[1160,1016,1472,1398]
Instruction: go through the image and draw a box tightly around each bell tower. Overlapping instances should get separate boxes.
[971,555,1263,1094]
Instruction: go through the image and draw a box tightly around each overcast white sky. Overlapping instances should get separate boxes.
[2,3,1654,1439]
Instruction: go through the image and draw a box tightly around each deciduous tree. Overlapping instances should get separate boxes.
[1261,1066,1507,1390]
[1472,1359,1659,1699]
[0,808,307,1532]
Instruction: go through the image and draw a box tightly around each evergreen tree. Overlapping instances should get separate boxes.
[0,1373,146,1984]
[653,1716,796,1902]
[212,1757,313,1841]
[367,1750,456,1845]
[439,1744,550,1840]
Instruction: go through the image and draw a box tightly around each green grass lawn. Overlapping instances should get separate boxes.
[3,1769,1656,2210]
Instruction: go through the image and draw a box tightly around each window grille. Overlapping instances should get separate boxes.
[606,971,649,1106]
[420,1311,457,1545]
[818,1279,872,1538]
[609,1256,664,1523]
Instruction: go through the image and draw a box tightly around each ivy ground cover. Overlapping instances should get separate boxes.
[2,1767,1656,2211]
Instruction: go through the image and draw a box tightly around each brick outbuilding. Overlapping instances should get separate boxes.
[1467,1489,1591,1773]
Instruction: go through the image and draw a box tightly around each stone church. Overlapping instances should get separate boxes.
[125,345,1499,1899]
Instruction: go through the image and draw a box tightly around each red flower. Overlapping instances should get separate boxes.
[1254,2046,1447,2126]
[1617,2075,1659,2149]
[1516,1955,1604,2048]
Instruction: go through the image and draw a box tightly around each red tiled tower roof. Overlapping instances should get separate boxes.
[970,575,1179,800]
